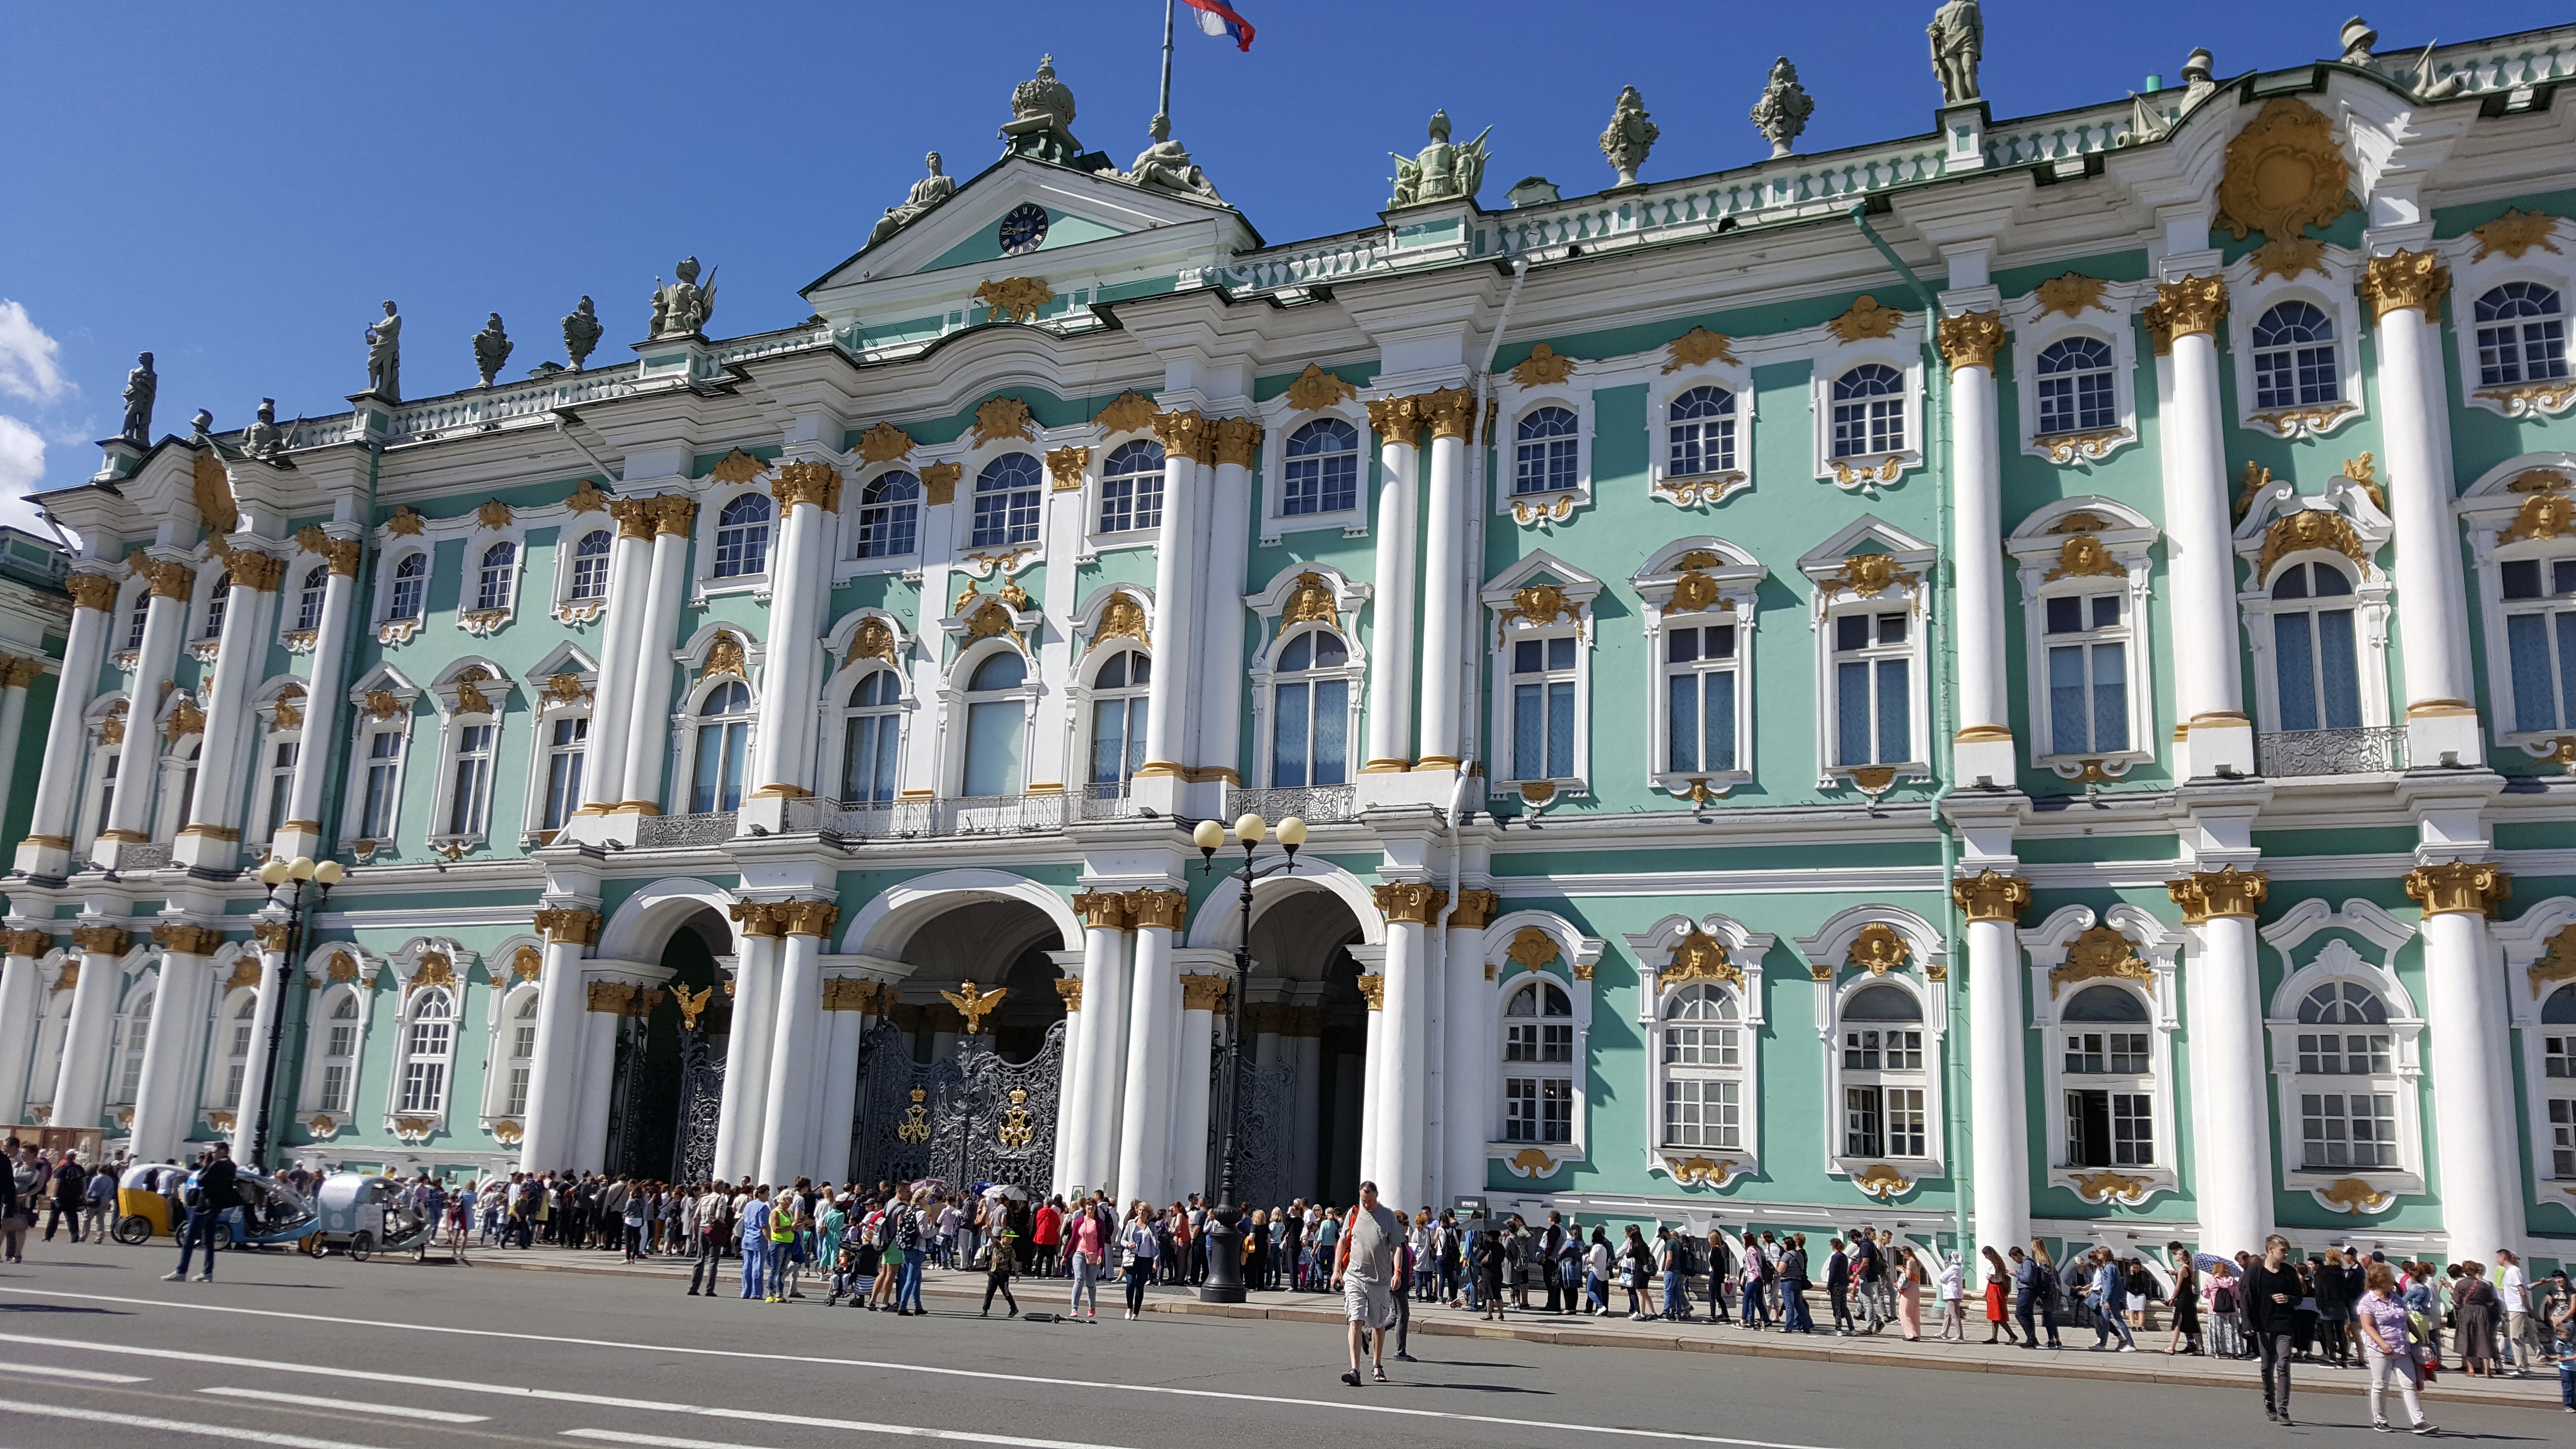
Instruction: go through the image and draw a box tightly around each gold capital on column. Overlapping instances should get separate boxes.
[1072,890,1131,931]
[251,920,293,953]
[2404,860,2511,918]
[1122,888,1189,933]
[1,928,51,958]
[1420,386,1479,443]
[586,981,638,1014]
[727,901,790,939]
[533,907,603,945]
[136,555,196,600]
[1150,410,1219,465]
[2141,275,2227,355]
[650,494,698,536]
[1371,882,1448,925]
[1180,974,1230,1013]
[2165,866,2269,924]
[66,572,118,612]
[1213,416,1262,468]
[1354,972,1385,1010]
[151,922,226,957]
[225,549,286,593]
[1052,976,1082,1012]
[2361,250,2453,322]
[0,655,38,689]
[771,460,844,512]
[821,977,879,1012]
[1450,888,1501,931]
[610,498,657,541]
[1950,869,2031,923]
[1935,310,2007,371]
[776,899,841,938]
[1365,396,1422,446]
[72,924,133,956]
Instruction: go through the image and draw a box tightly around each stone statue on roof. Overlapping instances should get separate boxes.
[1928,0,1982,106]
[562,296,601,370]
[120,352,156,445]
[1750,57,1814,160]
[1388,110,1491,210]
[2339,16,2377,66]
[870,152,959,246]
[472,313,514,388]
[650,257,717,338]
[1599,87,1658,187]
[364,301,402,402]
[1127,115,1223,203]
[241,398,286,460]
[1000,55,1084,162]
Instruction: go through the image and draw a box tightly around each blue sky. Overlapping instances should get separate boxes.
[0,1,2559,535]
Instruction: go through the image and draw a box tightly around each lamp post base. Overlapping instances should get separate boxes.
[1198,1205,1246,1303]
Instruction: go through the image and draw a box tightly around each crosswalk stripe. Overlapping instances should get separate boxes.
[0,1362,150,1384]
[567,1423,1099,1449]
[0,1396,376,1449]
[200,1385,493,1423]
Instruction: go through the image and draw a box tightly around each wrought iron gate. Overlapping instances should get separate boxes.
[848,1020,1065,1195]
[1224,1060,1297,1211]
[668,1027,725,1185]
[600,1014,657,1178]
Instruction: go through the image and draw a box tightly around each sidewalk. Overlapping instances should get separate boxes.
[470,1243,2568,1413]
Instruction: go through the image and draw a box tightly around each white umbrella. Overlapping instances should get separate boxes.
[982,1183,1030,1202]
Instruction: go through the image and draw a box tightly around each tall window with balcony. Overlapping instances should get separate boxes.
[837,669,902,805]
[2043,592,2129,757]
[1281,419,1359,516]
[713,495,772,579]
[2251,302,2340,410]
[1830,606,1913,769]
[2061,984,2153,1168]
[1840,984,1927,1160]
[2502,555,2576,735]
[387,553,427,623]
[1659,984,1743,1152]
[960,651,1029,798]
[541,715,586,833]
[1086,649,1151,792]
[1509,634,1577,783]
[1668,386,1737,477]
[476,543,515,611]
[2033,338,2116,436]
[294,566,327,632]
[1831,365,1906,458]
[2474,281,2568,387]
[567,530,612,602]
[1096,440,1166,535]
[1664,622,1739,776]
[2270,560,2363,732]
[397,988,455,1115]
[971,454,1044,547]
[855,473,920,559]
[1501,977,1574,1145]
[1513,407,1579,496]
[2291,981,2399,1172]
[690,681,753,814]
[1270,628,1351,787]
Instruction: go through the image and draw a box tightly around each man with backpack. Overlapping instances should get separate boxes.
[164,1144,238,1283]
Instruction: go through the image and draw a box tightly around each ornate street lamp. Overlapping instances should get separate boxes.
[251,854,345,1170]
[1191,810,1306,1304]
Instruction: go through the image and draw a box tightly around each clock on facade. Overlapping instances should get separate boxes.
[998,204,1049,256]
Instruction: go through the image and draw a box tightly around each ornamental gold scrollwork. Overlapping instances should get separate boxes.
[1505,927,1560,975]
[1179,975,1230,1013]
[1950,870,2030,924]
[919,463,961,505]
[1826,553,1916,600]
[898,1088,931,1143]
[1827,295,1905,343]
[1365,395,1423,446]
[1092,390,1159,436]
[193,452,239,534]
[856,422,917,464]
[1664,929,1741,986]
[2255,508,2370,579]
[2166,867,2269,923]
[1123,889,1189,933]
[2498,487,2576,544]
[533,907,601,944]
[2525,926,2576,997]
[772,460,844,512]
[1846,922,1910,976]
[1510,343,1578,387]
[1851,1163,1914,1200]
[1212,415,1260,468]
[2404,860,2510,918]
[610,497,658,541]
[565,479,610,514]
[74,923,134,957]
[708,450,767,484]
[1282,572,1340,628]
[1071,890,1130,932]
[1370,882,1447,925]
[65,572,119,612]
[971,396,1035,445]
[409,952,456,993]
[2032,273,2109,319]
[476,498,516,529]
[2247,237,2328,283]
[1150,409,1218,465]
[386,505,427,536]
[1086,594,1149,652]
[225,549,286,593]
[700,631,747,682]
[2316,1178,2393,1214]
[2066,1171,2155,1206]
[998,1089,1035,1148]
[671,984,712,1030]
[2140,275,2226,355]
[1662,327,1739,373]
[1496,583,1580,643]
[2471,209,2562,262]
[2214,98,2354,242]
[1284,364,1358,412]
[2044,534,2126,582]
[1353,973,1385,1010]
[973,277,1053,324]
[2049,926,2150,997]
[1420,386,1479,444]
[844,618,899,666]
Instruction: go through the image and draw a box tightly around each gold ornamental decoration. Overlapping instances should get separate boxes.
[1665,929,1742,986]
[997,1089,1035,1147]
[2339,453,2388,513]
[776,900,840,938]
[1284,364,1358,411]
[224,957,263,992]
[2067,1171,2155,1206]
[2032,274,2110,319]
[1510,343,1578,387]
[1072,890,1130,931]
[1283,572,1340,627]
[533,907,601,945]
[1671,567,1722,615]
[565,479,610,514]
[708,450,767,484]
[2247,236,2329,283]
[2525,926,2576,997]
[856,422,916,464]
[1950,870,2030,924]
[192,452,239,535]
[2255,509,2370,579]
[1044,445,1090,492]
[700,631,746,682]
[1496,582,1580,642]
[2317,1178,2393,1213]
[1851,1163,1915,1200]
[543,673,588,706]
[2360,250,2451,322]
[2470,209,2562,262]
[772,460,844,512]
[940,980,1008,1033]
[1150,409,1218,465]
[648,493,697,536]
[1826,552,1917,600]
[1452,889,1500,931]
[1846,922,1911,976]
[271,685,304,730]
[919,463,961,506]
[324,951,359,983]
[898,1088,932,1143]
[1662,327,1739,373]
[2049,926,2151,997]
[475,499,515,530]
[0,928,50,958]
[670,984,713,1030]
[226,550,286,593]
[974,277,1053,323]
[821,978,878,1013]
[2213,98,2355,242]
[1087,594,1150,652]
[1213,415,1260,468]
[971,396,1035,445]
[1827,295,1906,343]
[609,498,657,541]
[2167,866,2269,923]
[844,617,899,666]
[1505,927,1560,974]
[1179,975,1230,1013]
[132,552,196,600]
[2043,534,2127,582]
[2404,860,2510,918]
[1054,977,1083,1012]
[2140,275,2226,354]
[1123,889,1189,933]
[1365,395,1423,445]
[1420,387,1479,444]
[1935,310,2005,371]
[386,505,427,536]
[73,924,134,957]
[586,981,637,1014]
[728,901,789,939]
[153,922,225,957]
[1353,973,1385,1011]
[251,920,292,954]
[163,696,206,744]
[66,572,118,612]
[1093,390,1159,436]
[508,946,541,982]
[1371,882,1448,926]
[410,952,456,993]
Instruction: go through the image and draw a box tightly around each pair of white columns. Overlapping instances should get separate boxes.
[48,925,134,1132]
[514,908,603,1174]
[128,926,224,1163]
[1363,400,1421,772]
[743,465,837,829]
[96,558,195,860]
[16,572,117,876]
[176,547,286,871]
[1064,888,1199,1207]
[705,899,838,1186]
[269,531,362,865]
[573,496,693,826]
[0,929,53,1124]
[225,926,293,1166]
[1357,887,1441,1211]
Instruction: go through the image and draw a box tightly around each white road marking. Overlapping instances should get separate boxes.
[0,1396,376,1449]
[201,1385,493,1423]
[0,1361,149,1383]
[567,1421,1102,1449]
[0,1292,1838,1449]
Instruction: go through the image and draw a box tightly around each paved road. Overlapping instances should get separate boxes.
[0,1246,2556,1449]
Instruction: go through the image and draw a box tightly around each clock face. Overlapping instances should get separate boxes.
[998,204,1049,257]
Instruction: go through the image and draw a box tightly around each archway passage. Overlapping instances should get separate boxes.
[602,907,728,1183]
[1234,884,1367,1216]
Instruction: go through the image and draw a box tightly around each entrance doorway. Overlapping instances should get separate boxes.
[601,908,728,1183]
[1231,885,1367,1212]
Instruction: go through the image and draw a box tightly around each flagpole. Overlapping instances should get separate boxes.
[1159,0,1175,123]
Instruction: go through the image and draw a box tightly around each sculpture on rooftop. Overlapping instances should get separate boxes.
[1000,55,1084,162]
[364,301,402,402]
[119,352,156,445]
[649,257,717,338]
[2339,16,2377,66]
[1599,87,1658,187]
[1750,58,1814,160]
[869,152,959,246]
[1928,0,1983,106]
[472,313,514,388]
[1388,110,1492,210]
[190,408,214,441]
[562,296,601,371]
[241,398,286,460]
[1127,114,1223,202]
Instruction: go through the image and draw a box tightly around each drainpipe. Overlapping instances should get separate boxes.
[1850,207,1965,1259]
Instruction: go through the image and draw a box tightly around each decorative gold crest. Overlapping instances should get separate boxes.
[1826,552,1917,599]
[193,452,239,534]
[2255,509,2369,578]
[974,276,1054,323]
[565,479,610,514]
[1851,1163,1915,1200]
[940,980,1008,1034]
[2214,97,2354,242]
[1093,390,1160,436]
[1496,582,1580,642]
[2032,273,2109,319]
[1044,444,1089,492]
[844,617,898,666]
[475,499,514,530]
[1283,572,1340,626]
[1505,927,1560,974]
[1284,364,1358,411]
[2049,925,2150,997]
[1510,343,1578,387]
[856,421,917,464]
[671,983,713,1030]
[2470,208,2561,262]
[386,505,426,536]
[1665,929,1741,986]
[2247,236,2328,283]
[1827,295,1905,343]
[971,395,1035,445]
[1088,594,1150,652]
[2043,534,2126,581]
[700,631,746,681]
[1847,922,1910,976]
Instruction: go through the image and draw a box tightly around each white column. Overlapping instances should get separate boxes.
[574,504,657,823]
[621,499,695,812]
[225,932,288,1165]
[1943,318,2016,785]
[0,658,38,830]
[2173,871,2272,1254]
[1356,995,1385,1193]
[1115,892,1183,1207]
[2370,262,2483,766]
[757,904,832,1186]
[98,559,195,855]
[49,925,133,1130]
[1377,912,1433,1209]
[1171,975,1218,1201]
[16,571,114,876]
[1195,426,1257,789]
[1442,918,1489,1208]
[1046,950,1084,1192]
[176,550,282,870]
[1068,896,1131,1195]
[1416,402,1471,771]
[1137,420,1207,807]
[2412,866,2521,1259]
[2154,279,2254,778]
[516,912,600,1173]
[570,997,620,1175]
[272,537,359,862]
[129,929,219,1162]
[0,930,49,1123]
[1956,877,2031,1267]
[744,468,835,831]
[712,922,781,1183]
[1363,400,1421,773]
[813,987,867,1185]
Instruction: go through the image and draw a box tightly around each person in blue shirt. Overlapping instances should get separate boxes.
[737,1189,772,1301]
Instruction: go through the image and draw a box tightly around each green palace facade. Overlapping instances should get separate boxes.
[8,21,2576,1274]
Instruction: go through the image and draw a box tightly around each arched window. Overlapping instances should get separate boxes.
[2544,984,2576,1180]
[690,680,753,814]
[2251,301,2339,409]
[2474,281,2568,387]
[1270,629,1350,787]
[1087,648,1152,788]
[125,591,149,651]
[503,992,538,1117]
[1513,406,1579,495]
[960,650,1029,798]
[1097,439,1166,534]
[1667,386,1737,477]
[2270,560,2362,732]
[1282,419,1360,516]
[294,566,327,632]
[388,553,427,621]
[317,993,360,1112]
[1840,983,1926,1159]
[2034,338,2116,435]
[568,529,612,600]
[2292,980,2397,1169]
[1659,984,1741,1151]
[971,454,1044,547]
[1501,978,1574,1144]
[398,987,455,1114]
[222,993,258,1109]
[2501,552,2576,734]
[475,542,515,612]
[202,571,230,640]
[2061,984,2152,1168]
[713,494,773,578]
[109,990,153,1104]
[1831,364,1906,457]
[856,473,920,559]
[837,668,903,804]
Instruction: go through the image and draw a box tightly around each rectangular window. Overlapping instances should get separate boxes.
[1663,624,1739,774]
[2295,1031,2393,1075]
[2553,1098,2576,1178]
[320,1063,350,1113]
[1832,611,1912,767]
[2066,1088,2154,1167]
[224,1061,246,1110]
[1662,1078,1740,1150]
[2547,1032,2576,1079]
[1844,1085,1883,1158]
[2043,593,2129,755]
[264,740,298,836]
[2500,562,2576,735]
[543,717,588,831]
[1504,1018,1573,1063]
[2300,1091,2398,1169]
[2062,1030,2149,1075]
[448,723,495,836]
[505,1065,532,1118]
[360,729,402,840]
[1503,1077,1572,1143]
[399,1058,446,1114]
[839,711,901,804]
[1509,635,1578,781]
[1843,1027,1921,1071]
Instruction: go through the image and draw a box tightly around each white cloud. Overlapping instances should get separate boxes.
[0,414,49,533]
[0,301,68,404]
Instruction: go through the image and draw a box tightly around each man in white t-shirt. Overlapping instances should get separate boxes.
[1332,1180,1403,1386]
[2497,1248,2536,1376]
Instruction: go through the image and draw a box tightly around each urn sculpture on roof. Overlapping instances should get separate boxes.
[472,313,513,388]
[1750,58,1814,160]
[1599,87,1658,187]
[562,297,601,371]
[1388,110,1491,210]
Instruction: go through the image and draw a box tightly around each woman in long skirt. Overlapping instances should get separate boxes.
[1980,1246,2020,1344]
[1894,1247,1926,1341]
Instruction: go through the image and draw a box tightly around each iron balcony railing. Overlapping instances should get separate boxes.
[785,791,1071,840]
[1223,783,1359,825]
[2258,726,2407,778]
[635,811,737,848]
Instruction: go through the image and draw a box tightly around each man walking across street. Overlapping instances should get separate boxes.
[165,1145,238,1283]
[1332,1180,1402,1387]
[2245,1234,2302,1425]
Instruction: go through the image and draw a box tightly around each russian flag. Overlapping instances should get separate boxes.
[1182,0,1255,50]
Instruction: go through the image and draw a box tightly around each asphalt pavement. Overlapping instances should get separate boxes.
[0,1240,2564,1449]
